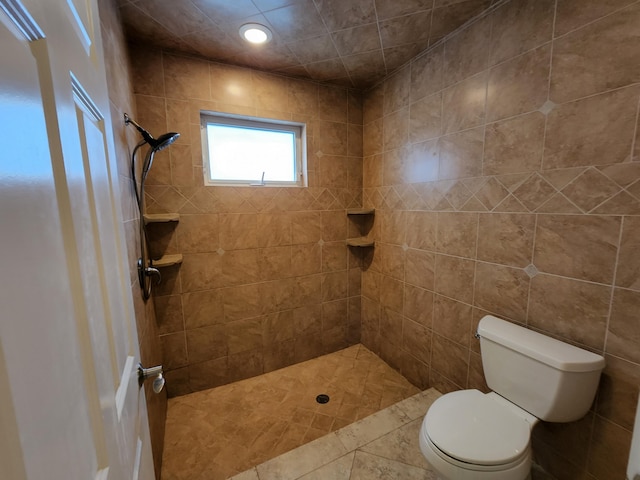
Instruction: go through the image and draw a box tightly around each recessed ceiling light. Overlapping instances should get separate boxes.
[239,23,272,44]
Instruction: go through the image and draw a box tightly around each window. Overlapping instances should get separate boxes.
[201,112,306,186]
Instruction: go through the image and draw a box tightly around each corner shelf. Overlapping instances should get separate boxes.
[346,208,375,248]
[144,213,180,225]
[347,208,375,215]
[152,254,183,268]
[346,237,375,247]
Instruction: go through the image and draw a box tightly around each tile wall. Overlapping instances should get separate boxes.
[361,0,640,478]
[98,0,166,475]
[129,48,364,397]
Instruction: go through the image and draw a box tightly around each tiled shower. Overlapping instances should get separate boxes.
[100,0,640,478]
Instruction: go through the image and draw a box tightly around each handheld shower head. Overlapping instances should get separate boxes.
[124,113,180,152]
[153,131,180,152]
[126,113,181,300]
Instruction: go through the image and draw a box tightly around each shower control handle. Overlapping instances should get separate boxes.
[145,266,162,284]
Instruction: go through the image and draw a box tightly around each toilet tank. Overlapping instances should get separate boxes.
[478,315,605,423]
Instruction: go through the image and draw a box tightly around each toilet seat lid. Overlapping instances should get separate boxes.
[425,390,531,466]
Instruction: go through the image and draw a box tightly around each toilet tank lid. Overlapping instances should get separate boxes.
[478,316,605,372]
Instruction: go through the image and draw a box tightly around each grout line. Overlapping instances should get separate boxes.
[631,92,640,162]
[552,0,640,41]
[545,0,558,102]
[524,213,540,328]
[603,215,626,357]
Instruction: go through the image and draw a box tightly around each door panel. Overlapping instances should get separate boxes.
[0,0,153,478]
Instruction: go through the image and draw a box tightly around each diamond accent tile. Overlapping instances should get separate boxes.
[475,177,510,210]
[560,168,621,212]
[443,181,473,210]
[512,173,557,211]
[217,248,225,256]
[524,264,539,278]
[540,167,587,190]
[318,239,325,247]
[538,100,556,115]
[402,243,409,251]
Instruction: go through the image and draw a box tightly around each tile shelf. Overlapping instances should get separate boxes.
[144,213,180,224]
[347,208,375,215]
[346,208,375,248]
[152,254,183,268]
[145,214,182,268]
[346,237,375,247]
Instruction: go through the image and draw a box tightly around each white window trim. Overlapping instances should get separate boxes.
[201,111,307,187]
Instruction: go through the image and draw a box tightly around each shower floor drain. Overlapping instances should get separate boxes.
[316,394,330,404]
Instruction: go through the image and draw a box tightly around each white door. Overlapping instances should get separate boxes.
[0,1,154,479]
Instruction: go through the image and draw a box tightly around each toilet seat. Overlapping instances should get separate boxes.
[424,390,532,467]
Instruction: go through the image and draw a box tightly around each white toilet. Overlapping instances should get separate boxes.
[419,315,605,480]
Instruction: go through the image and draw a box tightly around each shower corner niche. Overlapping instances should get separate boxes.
[145,214,183,268]
[346,208,375,248]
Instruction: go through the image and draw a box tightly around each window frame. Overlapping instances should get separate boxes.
[201,111,307,187]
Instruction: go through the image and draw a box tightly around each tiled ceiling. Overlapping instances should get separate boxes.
[118,0,498,89]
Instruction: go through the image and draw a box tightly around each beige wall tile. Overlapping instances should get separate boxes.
[587,416,632,479]
[442,14,491,87]
[438,127,484,180]
[405,249,435,290]
[154,294,184,334]
[405,211,437,250]
[210,63,255,108]
[433,254,474,304]
[544,86,638,169]
[597,354,640,431]
[379,276,404,314]
[436,212,478,257]
[183,289,224,329]
[163,54,211,101]
[161,332,188,369]
[473,262,529,322]
[431,333,468,387]
[180,253,223,291]
[187,325,227,363]
[409,93,442,143]
[402,318,431,365]
[616,216,640,290]
[551,2,640,103]
[483,112,545,176]
[528,274,610,350]
[489,0,554,66]
[477,213,535,267]
[177,214,219,253]
[486,45,551,122]
[410,45,444,102]
[442,72,487,135]
[433,294,472,347]
[403,284,434,328]
[607,288,640,364]
[383,108,409,151]
[534,215,620,284]
[554,0,637,37]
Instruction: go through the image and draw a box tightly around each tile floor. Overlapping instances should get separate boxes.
[161,344,422,480]
[230,388,443,480]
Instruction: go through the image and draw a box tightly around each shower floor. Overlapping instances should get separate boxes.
[161,344,421,480]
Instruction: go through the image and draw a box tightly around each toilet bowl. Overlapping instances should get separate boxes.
[420,390,536,480]
[419,315,605,480]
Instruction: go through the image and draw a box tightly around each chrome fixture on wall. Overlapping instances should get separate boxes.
[138,363,165,394]
[125,113,180,300]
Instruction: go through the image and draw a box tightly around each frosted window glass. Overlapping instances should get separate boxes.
[207,124,296,182]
